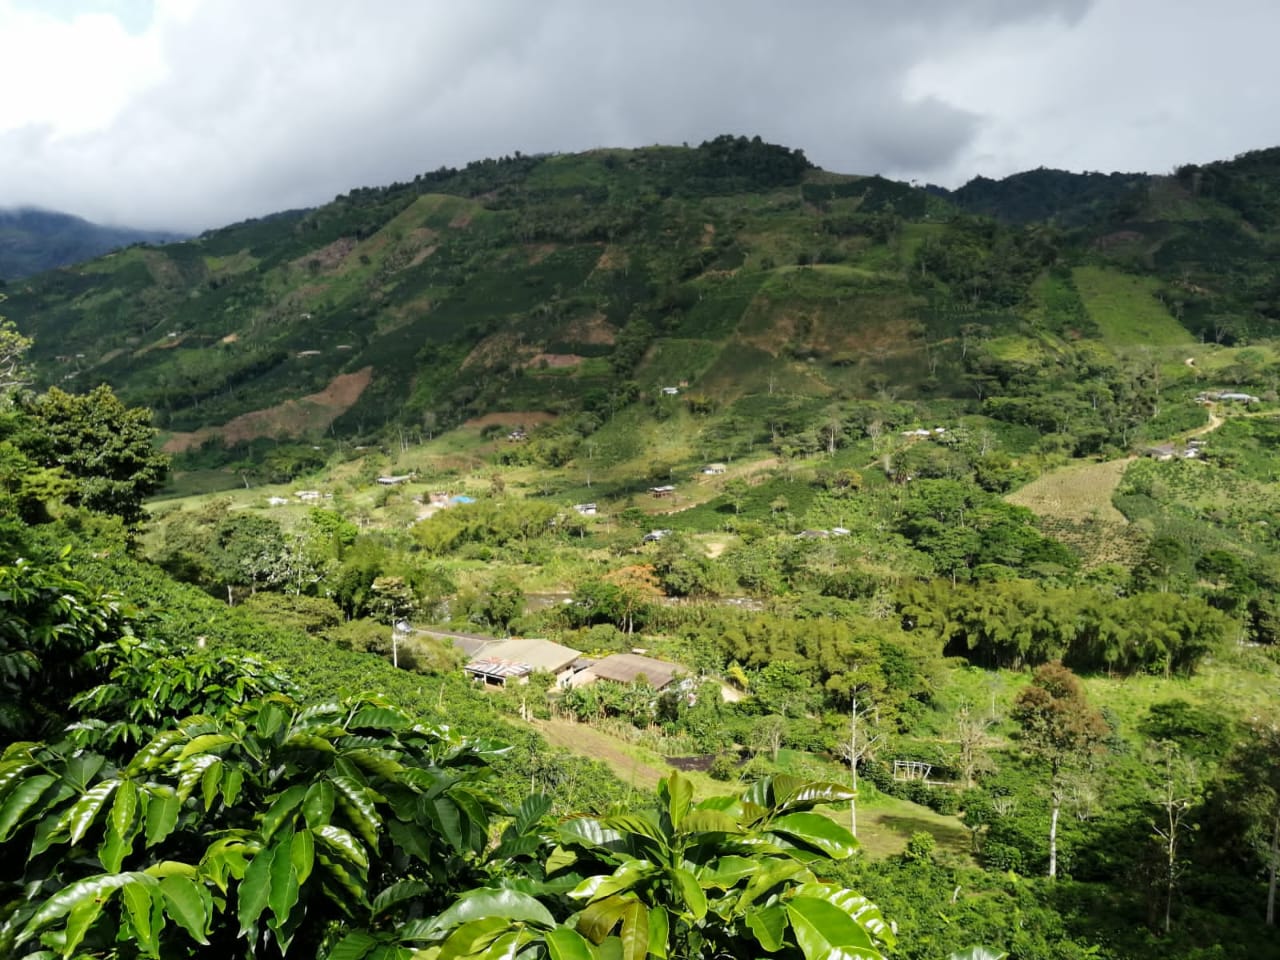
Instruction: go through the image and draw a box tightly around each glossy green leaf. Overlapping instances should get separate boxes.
[222,765,244,807]
[697,855,757,888]
[559,818,623,850]
[99,820,130,872]
[793,883,894,947]
[177,733,235,760]
[260,783,308,841]
[545,844,577,874]
[736,859,809,908]
[325,929,378,960]
[617,900,648,960]
[670,867,706,920]
[785,896,877,960]
[678,808,741,835]
[431,795,465,853]
[569,860,657,903]
[143,787,180,847]
[437,916,513,959]
[348,706,411,730]
[59,753,106,793]
[767,812,858,860]
[647,904,669,960]
[512,793,552,836]
[160,874,211,945]
[1,773,56,841]
[545,925,596,960]
[125,730,186,775]
[388,817,433,863]
[62,888,108,959]
[662,772,692,829]
[746,904,787,952]
[121,881,158,956]
[237,845,273,938]
[110,779,139,843]
[315,824,370,871]
[372,879,429,918]
[175,754,218,804]
[268,836,301,948]
[332,775,383,848]
[60,777,114,845]
[428,887,555,934]
[291,827,315,885]
[577,895,631,943]
[303,779,335,829]
[601,812,665,845]
[200,758,223,811]
[20,872,146,939]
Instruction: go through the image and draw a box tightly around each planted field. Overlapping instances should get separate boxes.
[1073,265,1192,346]
[1006,457,1132,524]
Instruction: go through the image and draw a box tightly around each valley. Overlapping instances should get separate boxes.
[5,137,1280,959]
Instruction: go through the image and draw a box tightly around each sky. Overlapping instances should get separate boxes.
[2,0,1278,233]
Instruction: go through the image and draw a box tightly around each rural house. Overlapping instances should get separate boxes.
[567,653,685,691]
[464,637,582,687]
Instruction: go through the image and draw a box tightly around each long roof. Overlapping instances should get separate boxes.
[465,637,580,674]
[572,653,684,690]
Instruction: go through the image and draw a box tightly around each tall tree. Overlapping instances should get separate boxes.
[1011,662,1108,879]
[18,384,168,529]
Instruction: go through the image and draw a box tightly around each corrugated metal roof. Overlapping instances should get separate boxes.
[466,637,580,674]
[573,653,684,690]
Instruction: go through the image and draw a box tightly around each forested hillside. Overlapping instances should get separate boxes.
[5,137,1280,959]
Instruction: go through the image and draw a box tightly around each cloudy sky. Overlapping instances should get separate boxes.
[2,0,1277,232]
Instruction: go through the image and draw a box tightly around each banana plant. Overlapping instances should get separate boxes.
[0,693,508,959]
[418,771,896,960]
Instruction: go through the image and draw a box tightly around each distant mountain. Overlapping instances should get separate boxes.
[7,137,1280,460]
[0,208,184,280]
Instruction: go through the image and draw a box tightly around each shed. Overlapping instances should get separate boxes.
[702,463,727,475]
[464,638,582,687]
[568,653,685,691]
[650,485,676,498]
[377,474,414,485]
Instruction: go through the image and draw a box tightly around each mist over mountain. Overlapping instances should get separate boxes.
[0,207,184,280]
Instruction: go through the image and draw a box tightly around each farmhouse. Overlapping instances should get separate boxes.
[661,386,680,396]
[377,474,414,486]
[464,637,581,687]
[573,503,597,516]
[650,485,676,498]
[702,463,727,475]
[568,653,685,691]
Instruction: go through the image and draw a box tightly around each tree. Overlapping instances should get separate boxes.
[1010,662,1108,879]
[18,385,168,529]
[0,312,32,397]
[1145,741,1201,934]
[1207,722,1280,925]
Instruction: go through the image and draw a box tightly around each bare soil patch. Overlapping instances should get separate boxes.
[560,312,616,345]
[292,237,357,273]
[461,332,536,370]
[162,367,373,453]
[525,243,557,265]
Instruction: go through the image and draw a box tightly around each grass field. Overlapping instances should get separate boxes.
[1006,457,1132,524]
[531,717,971,861]
[1073,265,1192,347]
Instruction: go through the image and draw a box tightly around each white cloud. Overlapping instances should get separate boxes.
[0,0,1276,232]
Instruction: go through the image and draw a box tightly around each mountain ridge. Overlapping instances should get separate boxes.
[6,136,1279,473]
[0,206,184,280]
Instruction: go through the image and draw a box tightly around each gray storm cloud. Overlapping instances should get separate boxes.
[5,0,1275,232]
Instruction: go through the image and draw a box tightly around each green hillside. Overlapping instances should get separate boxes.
[8,137,1280,489]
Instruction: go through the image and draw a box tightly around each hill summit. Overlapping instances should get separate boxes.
[7,136,1280,466]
